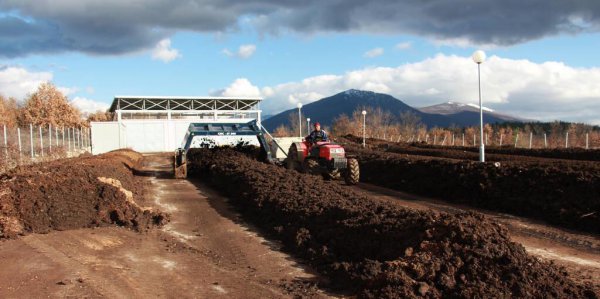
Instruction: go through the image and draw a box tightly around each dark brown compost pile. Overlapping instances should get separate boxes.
[0,150,169,239]
[187,148,597,298]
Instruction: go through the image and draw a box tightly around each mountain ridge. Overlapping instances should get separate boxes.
[262,89,523,131]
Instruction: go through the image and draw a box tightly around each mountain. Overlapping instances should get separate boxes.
[419,101,526,123]
[262,90,523,131]
[263,89,451,131]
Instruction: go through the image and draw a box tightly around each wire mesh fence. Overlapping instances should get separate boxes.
[1,124,92,173]
[367,130,599,149]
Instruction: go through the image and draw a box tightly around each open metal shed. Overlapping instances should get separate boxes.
[91,95,263,154]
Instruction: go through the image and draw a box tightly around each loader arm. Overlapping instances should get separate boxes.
[174,120,277,178]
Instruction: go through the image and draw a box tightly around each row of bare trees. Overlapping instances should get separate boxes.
[1,82,110,128]
[272,107,600,149]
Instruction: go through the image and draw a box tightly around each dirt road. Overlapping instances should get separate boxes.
[354,183,600,290]
[0,154,331,298]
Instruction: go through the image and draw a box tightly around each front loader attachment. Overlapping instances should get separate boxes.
[172,120,279,179]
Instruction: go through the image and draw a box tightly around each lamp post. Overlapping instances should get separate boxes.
[472,50,486,162]
[306,118,311,135]
[362,110,367,147]
[297,103,303,138]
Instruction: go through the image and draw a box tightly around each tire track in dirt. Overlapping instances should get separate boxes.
[140,155,331,298]
[21,235,139,298]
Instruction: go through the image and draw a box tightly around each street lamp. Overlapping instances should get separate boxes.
[361,110,367,147]
[297,103,303,138]
[472,50,486,162]
[306,117,311,135]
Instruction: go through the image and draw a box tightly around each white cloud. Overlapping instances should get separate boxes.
[238,44,257,59]
[0,66,53,100]
[364,47,384,58]
[57,86,78,96]
[70,97,110,116]
[151,39,181,63]
[395,42,412,50]
[217,78,261,97]
[221,48,234,57]
[242,54,600,125]
[222,44,257,59]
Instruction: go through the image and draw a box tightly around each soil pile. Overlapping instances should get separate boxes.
[0,150,169,239]
[339,138,600,234]
[187,148,597,298]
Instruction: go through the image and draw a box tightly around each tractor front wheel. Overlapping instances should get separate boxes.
[344,158,360,185]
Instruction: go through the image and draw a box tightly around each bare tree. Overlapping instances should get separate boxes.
[272,125,292,137]
[398,111,424,138]
[287,112,303,137]
[18,82,83,127]
[0,95,19,127]
[87,110,113,122]
[332,114,352,136]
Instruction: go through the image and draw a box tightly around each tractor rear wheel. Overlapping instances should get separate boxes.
[344,158,360,185]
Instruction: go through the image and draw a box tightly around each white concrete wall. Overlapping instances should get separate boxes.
[91,119,258,154]
[90,122,121,155]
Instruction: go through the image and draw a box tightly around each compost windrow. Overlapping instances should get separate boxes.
[187,148,597,298]
[0,150,169,239]
[336,138,600,235]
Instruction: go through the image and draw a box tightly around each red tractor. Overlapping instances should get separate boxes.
[285,140,360,185]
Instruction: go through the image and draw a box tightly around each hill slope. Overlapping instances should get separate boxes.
[263,90,523,131]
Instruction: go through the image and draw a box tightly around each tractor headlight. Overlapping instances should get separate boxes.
[331,148,344,154]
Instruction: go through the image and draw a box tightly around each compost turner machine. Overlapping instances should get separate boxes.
[173,120,276,178]
[173,120,360,185]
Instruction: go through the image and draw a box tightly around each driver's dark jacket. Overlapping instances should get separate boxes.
[306,129,328,143]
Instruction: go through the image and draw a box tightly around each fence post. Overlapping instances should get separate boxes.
[500,134,503,146]
[39,125,44,157]
[473,134,476,146]
[485,133,488,145]
[529,132,533,149]
[17,127,22,159]
[441,135,447,146]
[30,124,34,158]
[544,133,547,148]
[462,133,465,146]
[515,133,519,148]
[565,132,569,148]
[49,124,52,153]
[67,128,71,154]
[586,133,589,149]
[452,134,455,146]
[433,135,437,145]
[3,124,7,159]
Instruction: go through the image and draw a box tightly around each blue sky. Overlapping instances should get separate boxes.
[2,1,600,124]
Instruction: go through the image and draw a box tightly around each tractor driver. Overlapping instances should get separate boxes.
[306,122,328,144]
